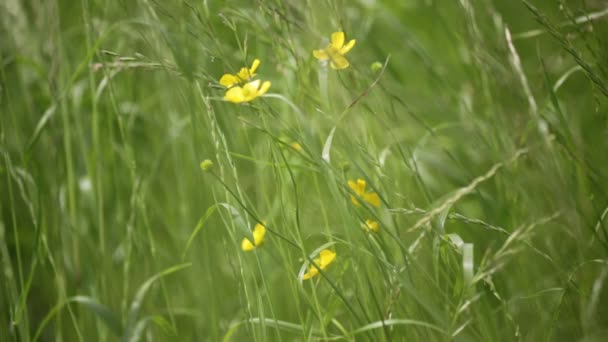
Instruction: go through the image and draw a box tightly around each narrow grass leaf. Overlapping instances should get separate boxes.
[222,318,324,342]
[124,263,191,341]
[33,296,122,340]
[351,319,446,336]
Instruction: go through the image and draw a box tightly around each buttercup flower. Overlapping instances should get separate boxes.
[363,219,379,233]
[224,79,271,104]
[302,249,336,280]
[241,222,267,252]
[348,178,381,208]
[219,59,261,88]
[313,31,356,70]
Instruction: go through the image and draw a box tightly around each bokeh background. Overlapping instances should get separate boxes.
[2,0,608,340]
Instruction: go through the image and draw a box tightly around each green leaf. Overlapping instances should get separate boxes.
[351,319,446,336]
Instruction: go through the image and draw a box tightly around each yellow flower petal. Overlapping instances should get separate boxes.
[363,192,381,208]
[347,180,360,192]
[224,86,247,103]
[241,222,266,252]
[258,81,271,96]
[318,249,336,267]
[302,267,319,280]
[348,178,380,207]
[330,55,350,70]
[313,49,329,60]
[243,79,261,95]
[252,223,266,246]
[340,39,356,55]
[219,74,240,87]
[348,179,362,206]
[364,219,379,233]
[236,67,251,81]
[302,249,336,280]
[241,238,255,251]
[331,32,345,49]
[249,59,261,75]
[356,179,366,192]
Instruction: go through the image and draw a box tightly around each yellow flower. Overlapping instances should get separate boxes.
[363,219,379,233]
[224,79,271,103]
[313,32,356,70]
[348,178,381,208]
[219,59,261,88]
[241,222,266,252]
[302,249,336,280]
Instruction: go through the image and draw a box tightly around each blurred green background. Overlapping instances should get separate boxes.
[2,0,608,340]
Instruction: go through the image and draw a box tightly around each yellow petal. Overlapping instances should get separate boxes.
[340,39,356,55]
[219,74,240,87]
[236,67,251,81]
[364,220,379,233]
[241,80,261,102]
[302,267,319,280]
[347,180,359,193]
[224,86,246,103]
[243,79,261,92]
[318,249,336,267]
[364,192,381,208]
[258,81,271,96]
[302,249,336,280]
[241,238,255,251]
[249,59,261,75]
[330,56,350,70]
[348,180,362,206]
[331,32,345,49]
[252,223,266,245]
[313,49,329,60]
[356,179,366,192]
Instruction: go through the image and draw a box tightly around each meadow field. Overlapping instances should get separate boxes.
[2,0,608,340]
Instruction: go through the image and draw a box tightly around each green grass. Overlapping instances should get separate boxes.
[2,0,608,340]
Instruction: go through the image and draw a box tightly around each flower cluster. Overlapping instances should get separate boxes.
[221,31,368,282]
[219,31,355,103]
[236,176,381,280]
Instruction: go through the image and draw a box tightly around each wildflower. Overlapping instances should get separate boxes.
[363,219,379,233]
[224,79,271,103]
[219,59,261,88]
[313,31,356,70]
[302,249,336,280]
[241,222,267,252]
[348,178,381,208]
